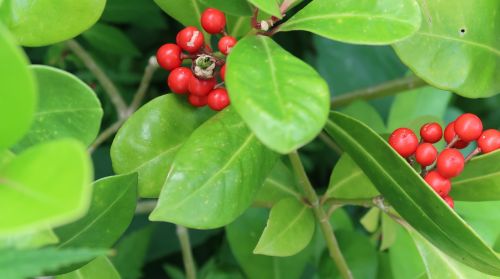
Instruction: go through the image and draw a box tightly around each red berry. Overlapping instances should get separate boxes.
[168,67,193,94]
[156,43,182,71]
[201,8,226,34]
[444,122,469,149]
[188,95,207,107]
[188,76,216,96]
[220,64,226,81]
[207,88,230,111]
[442,195,454,209]
[420,122,442,143]
[176,26,205,53]
[437,149,464,178]
[388,128,419,158]
[424,171,451,197]
[415,143,438,167]
[477,129,500,154]
[454,113,483,142]
[218,36,237,55]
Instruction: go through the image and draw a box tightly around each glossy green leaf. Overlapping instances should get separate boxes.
[452,151,500,201]
[150,109,278,229]
[0,0,105,46]
[57,256,121,279]
[112,226,154,279]
[360,208,380,233]
[389,226,426,279]
[154,0,207,31]
[227,15,251,38]
[199,0,252,16]
[280,0,421,45]
[393,0,500,97]
[380,213,398,250]
[341,100,386,134]
[325,112,500,275]
[0,229,58,249]
[13,65,102,152]
[0,139,92,236]
[455,201,500,247]
[0,247,105,279]
[247,0,281,18]
[227,36,329,154]
[377,252,395,279]
[111,95,213,198]
[0,24,37,148]
[254,160,301,207]
[254,198,314,256]
[82,23,140,57]
[0,150,14,168]
[226,208,312,279]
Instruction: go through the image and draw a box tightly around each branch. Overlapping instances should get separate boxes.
[176,226,197,279]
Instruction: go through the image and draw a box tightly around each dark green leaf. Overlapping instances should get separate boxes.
[199,0,252,16]
[154,0,207,31]
[341,101,386,134]
[112,226,154,279]
[82,23,140,57]
[247,0,281,18]
[56,256,121,279]
[102,0,167,28]
[0,229,58,249]
[254,160,301,207]
[226,15,251,38]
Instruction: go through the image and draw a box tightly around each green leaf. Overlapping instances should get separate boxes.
[393,0,500,97]
[247,0,281,18]
[226,36,330,154]
[13,65,103,152]
[227,14,252,38]
[150,108,278,229]
[380,213,398,250]
[53,174,137,272]
[452,151,500,201]
[101,0,167,28]
[226,208,312,279]
[279,0,422,45]
[389,226,426,279]
[112,226,154,279]
[111,95,213,198]
[0,229,58,249]
[0,247,106,279]
[82,23,140,57]
[154,0,207,31]
[341,101,386,134]
[0,139,92,236]
[325,112,500,275]
[0,24,37,148]
[56,256,121,279]
[254,198,315,256]
[199,0,252,16]
[360,208,380,233]
[254,160,301,207]
[0,150,15,168]
[455,201,500,247]
[0,0,106,46]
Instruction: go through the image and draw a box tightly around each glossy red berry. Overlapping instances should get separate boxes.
[218,36,237,55]
[188,76,216,96]
[176,26,205,53]
[424,171,451,197]
[477,129,500,154]
[444,122,469,149]
[454,113,483,141]
[188,94,208,107]
[442,195,454,209]
[437,148,464,178]
[388,128,419,158]
[220,64,226,81]
[156,43,182,71]
[201,8,226,34]
[420,122,442,143]
[167,67,193,94]
[208,88,230,111]
[415,143,438,167]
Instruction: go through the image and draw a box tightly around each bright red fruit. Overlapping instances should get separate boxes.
[188,76,216,96]
[220,64,226,81]
[442,196,454,208]
[424,171,451,197]
[168,67,193,94]
[437,149,464,178]
[415,143,438,167]
[420,122,442,143]
[176,26,205,53]
[218,36,237,55]
[156,43,182,71]
[444,122,469,149]
[201,8,226,34]
[477,129,500,154]
[188,95,207,107]
[208,88,230,111]
[454,113,483,141]
[388,128,419,158]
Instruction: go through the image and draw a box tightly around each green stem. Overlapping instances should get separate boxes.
[318,132,343,155]
[330,75,426,108]
[176,226,197,279]
[288,151,353,279]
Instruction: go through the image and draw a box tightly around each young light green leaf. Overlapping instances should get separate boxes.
[325,112,500,275]
[341,100,386,134]
[111,95,213,198]
[254,198,314,256]
[0,0,105,46]
[0,229,58,249]
[154,0,207,31]
[360,208,380,233]
[254,160,301,207]
[247,0,281,18]
[0,24,37,149]
[150,109,279,229]
[280,0,421,45]
[199,0,252,16]
[0,150,15,168]
[0,139,92,237]
[226,36,330,154]
[82,23,140,57]
[380,213,398,250]
[13,65,103,152]
[112,226,155,279]
[56,256,121,279]
[389,226,426,279]
[452,151,500,201]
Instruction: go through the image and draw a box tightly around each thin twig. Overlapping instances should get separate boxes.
[318,132,343,155]
[135,200,158,214]
[176,226,197,279]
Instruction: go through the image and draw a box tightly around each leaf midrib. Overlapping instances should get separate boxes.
[417,32,500,56]
[453,172,500,187]
[284,13,418,29]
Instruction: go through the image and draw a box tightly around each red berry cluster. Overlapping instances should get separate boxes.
[155,8,236,111]
[389,113,500,208]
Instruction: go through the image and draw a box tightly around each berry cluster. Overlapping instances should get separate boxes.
[389,113,500,208]
[155,8,236,111]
